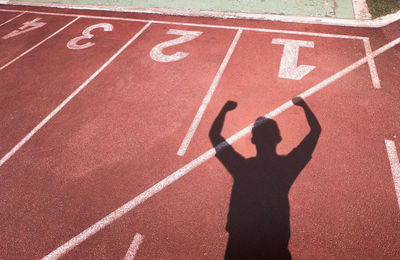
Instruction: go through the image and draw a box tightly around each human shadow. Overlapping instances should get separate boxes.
[209,97,321,260]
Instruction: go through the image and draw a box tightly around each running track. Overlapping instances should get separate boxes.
[0,4,400,259]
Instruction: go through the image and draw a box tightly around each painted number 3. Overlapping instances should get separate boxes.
[67,23,113,50]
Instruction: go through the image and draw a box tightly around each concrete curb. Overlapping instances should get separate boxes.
[352,0,372,20]
[2,0,400,27]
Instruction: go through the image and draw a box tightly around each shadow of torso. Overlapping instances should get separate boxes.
[228,155,294,239]
[217,146,310,260]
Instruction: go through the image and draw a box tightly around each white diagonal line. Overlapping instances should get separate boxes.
[123,233,144,260]
[177,29,242,156]
[0,11,25,28]
[0,22,152,167]
[363,38,381,88]
[41,36,400,260]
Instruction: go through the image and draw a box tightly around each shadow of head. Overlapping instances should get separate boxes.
[251,117,282,151]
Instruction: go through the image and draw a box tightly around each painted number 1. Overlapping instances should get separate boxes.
[272,38,315,80]
[67,23,113,50]
[150,29,203,62]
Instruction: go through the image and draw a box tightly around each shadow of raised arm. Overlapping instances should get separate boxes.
[292,97,322,157]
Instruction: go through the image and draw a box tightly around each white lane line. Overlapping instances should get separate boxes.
[363,38,381,88]
[41,37,400,260]
[0,21,152,168]
[0,17,79,72]
[0,8,20,13]
[385,139,400,210]
[123,233,144,260]
[0,11,25,28]
[177,29,242,156]
[0,8,367,40]
[155,21,366,40]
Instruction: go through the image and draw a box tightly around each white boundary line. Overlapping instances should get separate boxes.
[3,1,400,27]
[0,16,79,72]
[177,29,242,156]
[123,233,144,260]
[363,38,381,88]
[385,139,400,210]
[0,10,25,27]
[41,36,400,260]
[0,7,371,40]
[0,21,152,167]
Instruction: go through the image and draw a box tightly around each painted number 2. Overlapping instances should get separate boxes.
[150,29,203,62]
[67,23,113,50]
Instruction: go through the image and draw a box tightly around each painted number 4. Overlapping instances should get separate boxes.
[67,23,113,50]
[2,18,46,40]
[150,29,203,62]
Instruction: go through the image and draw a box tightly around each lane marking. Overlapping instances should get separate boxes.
[0,11,25,28]
[0,8,20,13]
[41,37,400,260]
[123,233,144,260]
[0,22,152,168]
[0,8,367,40]
[150,29,203,63]
[0,17,79,72]
[2,17,47,40]
[67,23,114,50]
[363,38,381,88]
[152,21,366,40]
[385,139,400,210]
[177,29,242,156]
[271,38,316,80]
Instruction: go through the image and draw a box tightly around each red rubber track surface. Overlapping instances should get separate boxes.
[0,4,399,259]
